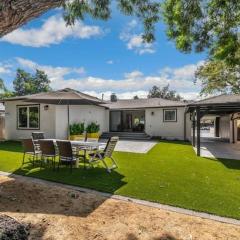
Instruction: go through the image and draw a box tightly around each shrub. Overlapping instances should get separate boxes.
[69,122,85,135]
[86,122,100,133]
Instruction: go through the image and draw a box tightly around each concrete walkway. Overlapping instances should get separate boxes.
[194,141,240,160]
[115,140,157,153]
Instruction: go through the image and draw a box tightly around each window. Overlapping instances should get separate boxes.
[163,109,177,122]
[17,105,40,129]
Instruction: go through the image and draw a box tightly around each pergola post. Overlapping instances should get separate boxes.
[192,111,196,146]
[184,110,187,141]
[192,119,196,146]
[196,107,201,156]
[67,104,70,140]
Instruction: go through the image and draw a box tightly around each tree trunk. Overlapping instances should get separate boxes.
[0,0,63,37]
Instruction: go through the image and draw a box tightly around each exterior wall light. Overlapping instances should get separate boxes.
[44,105,49,111]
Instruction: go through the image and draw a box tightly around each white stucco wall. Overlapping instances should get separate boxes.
[185,112,192,141]
[219,115,231,140]
[55,105,109,139]
[4,101,56,140]
[145,107,187,140]
[4,101,109,140]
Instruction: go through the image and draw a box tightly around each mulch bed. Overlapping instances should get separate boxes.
[0,214,29,240]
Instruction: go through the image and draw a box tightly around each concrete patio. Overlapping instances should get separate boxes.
[115,140,157,153]
[194,140,240,160]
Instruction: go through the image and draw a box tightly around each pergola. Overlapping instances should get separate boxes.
[187,94,240,156]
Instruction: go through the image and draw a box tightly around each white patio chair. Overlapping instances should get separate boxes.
[88,136,119,173]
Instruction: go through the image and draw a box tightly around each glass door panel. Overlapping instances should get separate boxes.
[110,111,122,132]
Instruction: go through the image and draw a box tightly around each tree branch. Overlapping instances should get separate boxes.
[0,0,63,37]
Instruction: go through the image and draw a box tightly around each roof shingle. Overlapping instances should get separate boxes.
[102,98,186,109]
[189,94,240,106]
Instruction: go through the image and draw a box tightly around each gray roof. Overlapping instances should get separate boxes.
[1,88,105,105]
[102,98,186,109]
[189,94,240,106]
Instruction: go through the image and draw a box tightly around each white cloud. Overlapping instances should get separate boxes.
[49,63,201,100]
[1,15,103,47]
[0,63,11,75]
[160,61,204,81]
[16,57,85,82]
[13,57,201,100]
[106,60,114,65]
[124,70,143,79]
[179,92,200,100]
[120,20,155,55]
[84,90,149,100]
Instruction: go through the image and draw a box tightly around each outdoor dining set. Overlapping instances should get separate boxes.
[22,132,119,173]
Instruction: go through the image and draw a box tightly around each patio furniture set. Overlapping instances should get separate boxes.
[22,132,119,173]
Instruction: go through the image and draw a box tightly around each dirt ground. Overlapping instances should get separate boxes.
[0,175,239,240]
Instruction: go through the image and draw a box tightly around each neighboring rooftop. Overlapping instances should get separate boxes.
[189,94,240,106]
[103,98,186,109]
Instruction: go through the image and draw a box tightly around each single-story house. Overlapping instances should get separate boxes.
[1,88,190,141]
[1,88,240,156]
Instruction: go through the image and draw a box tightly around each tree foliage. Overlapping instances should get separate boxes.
[0,78,6,92]
[13,69,51,96]
[1,0,240,95]
[63,0,161,43]
[133,95,139,99]
[163,0,240,95]
[148,84,182,101]
[196,60,240,95]
[0,78,15,99]
[163,0,240,65]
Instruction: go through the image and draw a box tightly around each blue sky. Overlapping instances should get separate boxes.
[0,7,206,100]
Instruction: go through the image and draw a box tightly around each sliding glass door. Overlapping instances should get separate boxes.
[110,111,122,132]
[110,110,145,132]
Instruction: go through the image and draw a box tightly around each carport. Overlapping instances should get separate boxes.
[187,94,240,158]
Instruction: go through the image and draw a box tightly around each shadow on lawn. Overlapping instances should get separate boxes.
[158,140,191,146]
[0,141,22,153]
[204,157,240,170]
[0,162,126,218]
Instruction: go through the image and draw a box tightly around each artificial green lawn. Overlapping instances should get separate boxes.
[0,140,240,219]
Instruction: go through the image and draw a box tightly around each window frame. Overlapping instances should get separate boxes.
[163,109,177,122]
[17,104,40,130]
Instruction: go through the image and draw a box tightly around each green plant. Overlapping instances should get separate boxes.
[69,122,85,135]
[86,122,100,133]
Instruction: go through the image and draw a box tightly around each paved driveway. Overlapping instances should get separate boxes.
[115,140,157,153]
[194,141,240,160]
